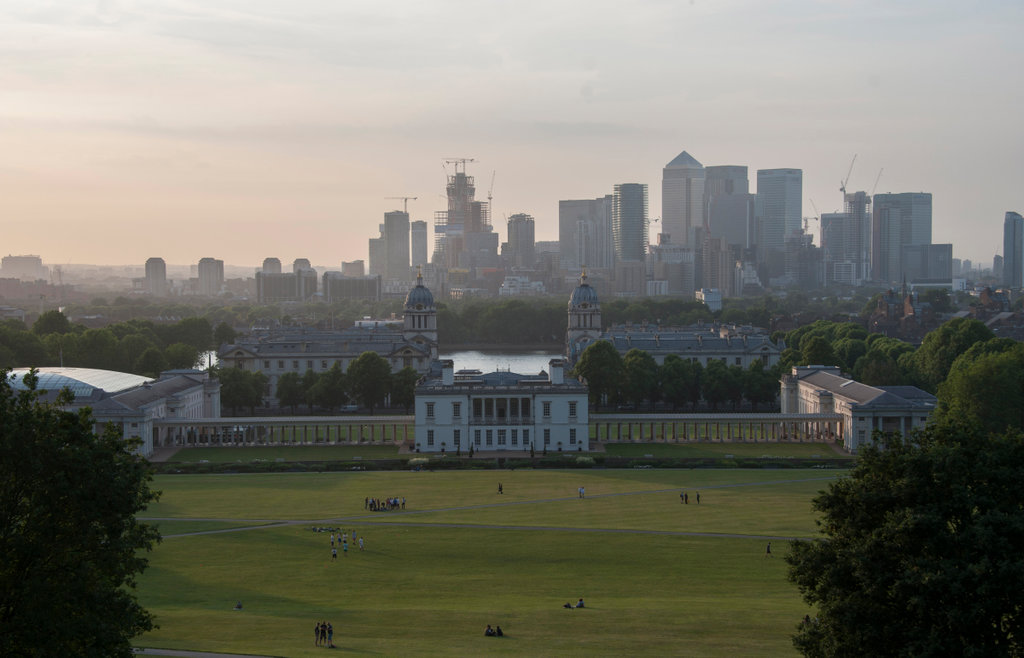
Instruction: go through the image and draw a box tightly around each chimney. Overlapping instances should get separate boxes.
[548,359,565,385]
[441,360,454,385]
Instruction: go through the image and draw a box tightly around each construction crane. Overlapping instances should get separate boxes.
[385,196,417,213]
[487,170,496,207]
[442,158,476,174]
[840,154,857,198]
[871,168,884,197]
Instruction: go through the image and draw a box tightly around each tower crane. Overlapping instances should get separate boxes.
[385,196,417,213]
[840,154,857,198]
[871,168,884,197]
[487,170,496,207]
[442,158,477,174]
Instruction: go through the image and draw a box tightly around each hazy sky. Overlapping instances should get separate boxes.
[2,0,1022,269]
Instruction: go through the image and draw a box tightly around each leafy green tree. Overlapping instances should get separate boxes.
[160,317,213,353]
[787,426,1024,657]
[935,343,1024,435]
[133,347,168,377]
[851,351,902,386]
[571,341,623,408]
[0,371,161,656]
[213,321,237,349]
[390,366,420,413]
[908,317,994,392]
[0,326,48,366]
[311,363,347,412]
[702,360,732,411]
[347,352,392,414]
[77,328,120,369]
[32,310,71,335]
[302,368,321,413]
[659,355,689,411]
[217,367,266,415]
[832,337,867,372]
[275,371,305,414]
[165,342,200,370]
[622,348,659,410]
[800,335,838,367]
[744,359,777,411]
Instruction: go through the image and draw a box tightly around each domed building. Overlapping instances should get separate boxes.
[219,276,439,403]
[566,271,603,365]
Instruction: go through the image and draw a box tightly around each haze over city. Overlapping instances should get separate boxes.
[2,0,1021,267]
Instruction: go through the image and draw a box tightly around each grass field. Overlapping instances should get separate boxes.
[134,469,842,657]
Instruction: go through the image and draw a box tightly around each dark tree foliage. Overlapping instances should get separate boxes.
[217,367,266,415]
[390,366,420,413]
[744,359,777,411]
[347,351,392,414]
[935,342,1024,435]
[310,363,347,412]
[622,349,658,410]
[213,321,237,349]
[787,425,1024,657]
[31,309,71,335]
[571,340,623,408]
[275,371,305,414]
[907,317,994,392]
[0,370,161,656]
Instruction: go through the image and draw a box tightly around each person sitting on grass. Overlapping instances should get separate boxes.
[575,598,585,608]
[496,625,504,637]
[485,624,496,636]
[563,602,573,609]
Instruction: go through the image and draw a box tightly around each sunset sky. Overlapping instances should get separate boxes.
[2,0,1022,268]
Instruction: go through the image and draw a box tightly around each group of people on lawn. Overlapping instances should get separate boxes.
[365,496,404,511]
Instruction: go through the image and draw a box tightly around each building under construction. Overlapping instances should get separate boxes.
[432,159,495,270]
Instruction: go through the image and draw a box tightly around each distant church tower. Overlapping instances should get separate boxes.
[403,269,438,359]
[566,271,602,365]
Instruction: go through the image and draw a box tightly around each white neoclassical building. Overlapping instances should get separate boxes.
[780,365,936,453]
[414,359,589,453]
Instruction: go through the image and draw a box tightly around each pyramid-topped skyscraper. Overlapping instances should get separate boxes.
[662,150,705,247]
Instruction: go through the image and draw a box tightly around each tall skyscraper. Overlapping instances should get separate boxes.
[506,213,536,269]
[292,258,312,273]
[410,220,428,269]
[705,165,753,248]
[662,151,705,247]
[262,257,282,274]
[197,257,224,297]
[433,161,492,269]
[384,210,410,280]
[612,183,648,262]
[1004,211,1024,288]
[144,257,167,297]
[756,169,803,276]
[559,196,614,273]
[368,224,386,277]
[871,192,933,283]
[821,192,871,286]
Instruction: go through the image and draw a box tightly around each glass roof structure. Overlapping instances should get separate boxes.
[7,368,153,398]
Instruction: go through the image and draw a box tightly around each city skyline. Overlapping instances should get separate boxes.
[2,1,1021,267]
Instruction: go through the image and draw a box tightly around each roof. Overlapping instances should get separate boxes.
[665,150,703,168]
[8,367,153,399]
[417,366,586,394]
[797,369,935,410]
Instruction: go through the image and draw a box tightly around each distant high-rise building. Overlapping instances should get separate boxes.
[871,193,933,283]
[993,254,1004,282]
[368,224,386,277]
[341,260,365,277]
[559,196,614,273]
[506,214,536,269]
[1,255,47,281]
[145,257,167,297]
[662,151,705,247]
[613,183,648,262]
[902,244,953,283]
[197,257,224,297]
[292,258,312,273]
[410,220,428,269]
[756,169,802,276]
[433,162,492,269]
[262,257,282,274]
[705,165,753,249]
[821,192,871,286]
[1003,211,1024,288]
[383,210,411,280]
[649,234,695,295]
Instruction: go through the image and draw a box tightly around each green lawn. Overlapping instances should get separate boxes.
[135,469,842,656]
[602,442,850,459]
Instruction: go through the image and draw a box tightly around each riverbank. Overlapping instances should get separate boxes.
[439,342,562,351]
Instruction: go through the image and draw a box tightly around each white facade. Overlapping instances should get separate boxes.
[780,365,935,453]
[414,360,589,453]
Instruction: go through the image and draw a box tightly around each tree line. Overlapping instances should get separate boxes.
[0,311,237,376]
[217,352,420,417]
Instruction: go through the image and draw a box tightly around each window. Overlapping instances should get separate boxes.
[497,429,507,445]
[735,357,742,366]
[307,360,313,370]
[569,401,577,418]
[452,402,461,418]
[427,430,434,447]
[474,429,481,446]
[473,399,483,418]
[511,429,518,446]
[544,429,551,445]
[277,360,284,369]
[486,430,493,446]
[570,428,577,445]
[263,360,270,369]
[453,429,461,446]
[426,402,435,419]
[292,360,299,370]
[543,401,551,418]
[321,360,328,369]
[523,429,530,444]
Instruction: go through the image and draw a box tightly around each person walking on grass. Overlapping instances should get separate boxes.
[765,542,772,558]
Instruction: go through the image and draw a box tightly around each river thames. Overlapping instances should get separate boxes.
[439,350,562,374]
